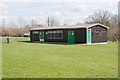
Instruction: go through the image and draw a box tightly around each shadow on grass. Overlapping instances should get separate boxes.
[17,41,74,45]
[18,41,31,43]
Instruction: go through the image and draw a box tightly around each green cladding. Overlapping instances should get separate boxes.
[68,31,74,44]
[39,32,44,42]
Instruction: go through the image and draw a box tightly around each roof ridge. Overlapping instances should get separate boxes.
[30,23,109,31]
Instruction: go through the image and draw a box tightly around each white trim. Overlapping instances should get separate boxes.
[82,42,108,45]
[87,29,92,44]
[40,39,44,42]
[47,30,63,39]
[86,23,109,29]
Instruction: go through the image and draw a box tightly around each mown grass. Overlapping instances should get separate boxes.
[2,37,118,78]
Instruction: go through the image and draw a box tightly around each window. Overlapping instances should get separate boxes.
[95,30,100,34]
[95,29,106,34]
[46,30,63,39]
[101,29,106,33]
[32,31,39,34]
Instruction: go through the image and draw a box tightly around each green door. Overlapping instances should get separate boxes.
[68,31,74,44]
[87,29,91,44]
[39,31,44,42]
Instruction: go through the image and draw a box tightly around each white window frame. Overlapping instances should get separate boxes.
[32,31,39,34]
[47,30,63,39]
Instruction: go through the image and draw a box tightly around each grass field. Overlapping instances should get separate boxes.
[2,38,118,78]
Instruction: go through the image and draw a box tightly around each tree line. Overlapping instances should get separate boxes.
[1,9,118,41]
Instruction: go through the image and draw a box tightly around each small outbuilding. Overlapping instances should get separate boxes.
[29,23,109,44]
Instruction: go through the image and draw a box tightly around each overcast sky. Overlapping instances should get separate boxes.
[0,0,119,26]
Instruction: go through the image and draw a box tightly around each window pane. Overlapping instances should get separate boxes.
[47,30,63,39]
[33,31,38,34]
[55,33,58,38]
[47,33,50,39]
[51,32,54,39]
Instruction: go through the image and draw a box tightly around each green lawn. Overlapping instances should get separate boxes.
[2,38,118,78]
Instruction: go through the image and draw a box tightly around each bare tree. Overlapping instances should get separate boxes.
[85,9,111,26]
[8,19,17,36]
[18,17,27,37]
[23,24,30,33]
[108,15,118,41]
[31,19,38,28]
[85,9,118,41]
[2,17,31,37]
[47,17,59,26]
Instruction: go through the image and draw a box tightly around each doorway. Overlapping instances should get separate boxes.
[87,29,91,44]
[39,31,44,42]
[68,31,74,44]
